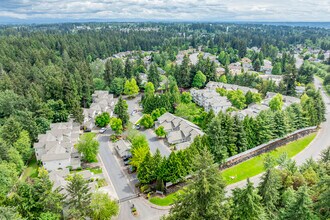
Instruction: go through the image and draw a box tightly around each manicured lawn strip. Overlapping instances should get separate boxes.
[149,189,183,206]
[222,133,316,184]
[149,133,316,206]
[87,167,103,174]
[21,156,38,181]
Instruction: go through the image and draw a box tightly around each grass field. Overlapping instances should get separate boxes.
[149,133,316,206]
[149,189,183,206]
[222,133,316,184]
[21,156,39,181]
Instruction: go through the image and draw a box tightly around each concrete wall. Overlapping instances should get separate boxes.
[220,126,317,170]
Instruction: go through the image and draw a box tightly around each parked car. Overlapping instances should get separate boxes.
[134,124,141,130]
[84,128,92,132]
[99,127,107,134]
[123,155,132,161]
[124,160,131,166]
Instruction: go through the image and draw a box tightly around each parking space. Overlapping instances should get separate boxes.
[124,95,143,124]
[141,129,171,157]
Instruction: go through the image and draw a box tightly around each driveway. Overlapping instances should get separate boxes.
[124,95,143,124]
[141,129,172,157]
[98,135,136,200]
[227,77,330,194]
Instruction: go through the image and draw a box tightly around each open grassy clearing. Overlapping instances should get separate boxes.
[222,133,316,184]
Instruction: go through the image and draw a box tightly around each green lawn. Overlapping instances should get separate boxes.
[222,133,316,184]
[87,167,103,174]
[149,133,316,206]
[21,156,39,181]
[149,189,183,206]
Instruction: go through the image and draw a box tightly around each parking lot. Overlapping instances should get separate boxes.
[124,95,143,124]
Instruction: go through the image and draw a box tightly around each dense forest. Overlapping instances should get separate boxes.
[0,22,329,219]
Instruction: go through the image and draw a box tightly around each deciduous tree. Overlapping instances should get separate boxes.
[90,192,119,220]
[76,133,99,162]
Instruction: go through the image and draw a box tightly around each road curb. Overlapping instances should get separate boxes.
[96,134,119,201]
[140,196,172,211]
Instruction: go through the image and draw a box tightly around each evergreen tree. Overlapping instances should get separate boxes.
[164,152,184,183]
[66,174,92,219]
[232,179,266,220]
[315,176,330,219]
[283,64,297,96]
[165,148,228,220]
[243,116,258,149]
[109,77,125,96]
[272,62,282,75]
[168,76,181,106]
[253,58,261,72]
[114,96,129,126]
[298,62,314,84]
[148,63,161,89]
[233,115,247,153]
[281,185,317,220]
[206,113,228,163]
[273,111,290,137]
[124,58,134,79]
[175,55,191,88]
[256,110,275,145]
[137,152,155,184]
[258,168,281,218]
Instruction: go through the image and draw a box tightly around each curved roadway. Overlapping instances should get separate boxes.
[227,77,330,192]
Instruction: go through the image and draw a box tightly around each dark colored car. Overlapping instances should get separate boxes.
[123,155,132,161]
[84,128,92,132]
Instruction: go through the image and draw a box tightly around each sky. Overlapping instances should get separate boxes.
[0,0,330,24]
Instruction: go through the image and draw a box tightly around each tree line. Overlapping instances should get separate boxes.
[164,146,330,220]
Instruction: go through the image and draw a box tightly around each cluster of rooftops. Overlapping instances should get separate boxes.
[34,120,81,172]
[191,81,300,119]
[155,112,204,151]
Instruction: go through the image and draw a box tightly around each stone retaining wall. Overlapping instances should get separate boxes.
[220,126,317,170]
[165,126,317,192]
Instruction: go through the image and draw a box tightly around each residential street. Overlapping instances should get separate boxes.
[98,134,136,200]
[227,76,330,193]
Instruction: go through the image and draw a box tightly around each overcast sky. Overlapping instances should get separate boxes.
[1,0,330,23]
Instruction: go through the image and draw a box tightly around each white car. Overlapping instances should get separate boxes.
[99,127,107,134]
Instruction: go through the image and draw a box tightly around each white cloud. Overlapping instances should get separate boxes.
[0,0,330,22]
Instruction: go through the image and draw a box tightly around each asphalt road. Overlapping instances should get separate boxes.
[142,129,171,157]
[117,198,168,220]
[227,77,330,193]
[98,135,136,200]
